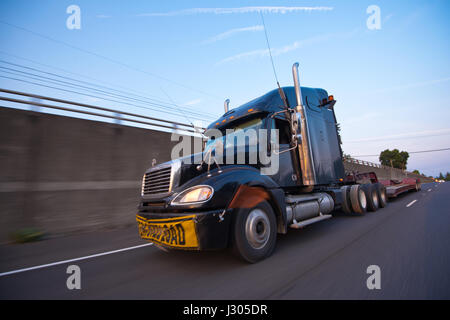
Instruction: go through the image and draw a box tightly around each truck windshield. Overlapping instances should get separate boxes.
[204,117,264,150]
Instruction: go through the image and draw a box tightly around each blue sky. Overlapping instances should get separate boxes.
[0,0,449,176]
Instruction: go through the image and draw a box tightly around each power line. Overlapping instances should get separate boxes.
[159,86,205,137]
[0,19,222,101]
[344,131,450,143]
[0,72,213,122]
[0,74,214,122]
[0,58,219,118]
[0,59,217,118]
[0,63,217,120]
[0,50,190,105]
[354,148,450,157]
[0,88,198,130]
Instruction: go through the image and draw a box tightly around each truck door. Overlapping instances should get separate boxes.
[268,118,299,187]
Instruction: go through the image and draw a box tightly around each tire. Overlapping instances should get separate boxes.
[340,185,352,214]
[231,200,277,263]
[361,184,379,212]
[374,183,388,208]
[349,185,368,214]
[415,181,422,192]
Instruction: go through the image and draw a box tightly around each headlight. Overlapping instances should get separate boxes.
[171,185,214,205]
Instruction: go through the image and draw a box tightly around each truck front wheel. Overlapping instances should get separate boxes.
[231,200,277,263]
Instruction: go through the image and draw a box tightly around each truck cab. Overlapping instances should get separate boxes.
[136,63,386,263]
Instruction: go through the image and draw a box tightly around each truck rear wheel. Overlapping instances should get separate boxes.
[231,200,277,263]
[340,185,352,214]
[350,185,367,214]
[415,181,422,192]
[374,183,388,208]
[362,184,379,212]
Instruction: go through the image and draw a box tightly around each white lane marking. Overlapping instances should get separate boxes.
[406,200,417,207]
[428,189,432,192]
[0,243,153,277]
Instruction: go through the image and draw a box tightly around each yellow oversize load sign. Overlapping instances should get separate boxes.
[136,215,199,249]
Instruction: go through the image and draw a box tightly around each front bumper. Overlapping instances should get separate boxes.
[136,209,232,251]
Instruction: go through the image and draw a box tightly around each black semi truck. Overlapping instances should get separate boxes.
[136,63,388,263]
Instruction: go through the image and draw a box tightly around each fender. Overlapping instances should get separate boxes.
[168,165,288,234]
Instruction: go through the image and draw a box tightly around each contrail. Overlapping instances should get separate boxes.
[138,6,333,17]
[203,25,264,44]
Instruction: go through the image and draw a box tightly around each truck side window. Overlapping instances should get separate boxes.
[274,119,290,144]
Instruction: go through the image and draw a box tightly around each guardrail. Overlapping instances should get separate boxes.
[344,157,384,168]
[0,88,203,134]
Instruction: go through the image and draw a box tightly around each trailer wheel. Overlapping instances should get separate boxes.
[340,185,352,214]
[350,185,367,214]
[374,183,388,208]
[415,181,422,192]
[231,200,277,263]
[362,184,379,212]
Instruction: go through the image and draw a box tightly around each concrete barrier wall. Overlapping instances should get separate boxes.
[343,159,432,182]
[0,107,189,243]
[0,107,432,243]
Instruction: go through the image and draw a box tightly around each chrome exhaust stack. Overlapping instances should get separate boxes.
[292,62,316,186]
[224,99,230,113]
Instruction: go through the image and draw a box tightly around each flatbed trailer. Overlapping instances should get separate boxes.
[380,178,421,198]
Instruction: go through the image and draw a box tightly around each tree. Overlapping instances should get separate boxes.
[445,172,450,181]
[438,172,445,180]
[343,153,352,160]
[412,170,420,175]
[379,149,409,169]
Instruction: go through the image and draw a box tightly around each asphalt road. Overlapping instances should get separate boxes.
[1,182,449,299]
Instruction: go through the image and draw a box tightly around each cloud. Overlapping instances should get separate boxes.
[374,77,450,94]
[183,99,202,106]
[216,29,358,65]
[203,25,264,44]
[216,35,331,64]
[345,128,450,143]
[383,13,394,24]
[138,6,333,17]
[96,14,112,19]
[342,112,381,125]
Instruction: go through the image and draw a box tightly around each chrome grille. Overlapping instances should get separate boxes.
[142,166,171,195]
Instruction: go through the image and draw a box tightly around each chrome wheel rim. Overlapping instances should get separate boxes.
[381,189,387,203]
[359,189,367,208]
[372,190,379,208]
[245,208,270,250]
